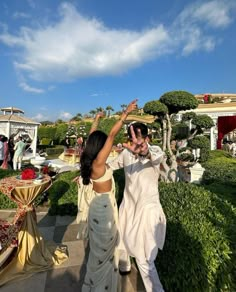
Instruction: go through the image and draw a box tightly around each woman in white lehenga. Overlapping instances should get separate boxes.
[78,99,137,292]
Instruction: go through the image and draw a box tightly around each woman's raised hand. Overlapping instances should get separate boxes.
[125,99,138,114]
[96,111,105,119]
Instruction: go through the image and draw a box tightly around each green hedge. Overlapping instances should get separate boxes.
[40,138,52,145]
[46,146,64,156]
[47,171,79,215]
[158,182,234,292]
[204,150,236,163]
[202,150,236,185]
[202,163,236,185]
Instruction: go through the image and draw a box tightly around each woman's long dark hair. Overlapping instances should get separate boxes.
[80,130,107,185]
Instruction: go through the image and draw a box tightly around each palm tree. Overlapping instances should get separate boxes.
[89,110,96,118]
[96,107,104,113]
[55,119,65,124]
[105,106,114,117]
[121,104,127,112]
[71,113,82,121]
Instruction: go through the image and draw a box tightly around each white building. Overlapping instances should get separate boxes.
[0,107,40,159]
[178,94,236,150]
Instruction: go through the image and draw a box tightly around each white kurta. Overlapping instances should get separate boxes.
[109,145,166,263]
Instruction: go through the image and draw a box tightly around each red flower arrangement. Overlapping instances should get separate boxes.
[21,168,37,180]
[42,166,49,174]
[42,165,57,177]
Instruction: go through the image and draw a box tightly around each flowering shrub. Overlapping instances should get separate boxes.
[42,165,57,177]
[42,166,49,174]
[21,168,36,180]
[203,94,212,104]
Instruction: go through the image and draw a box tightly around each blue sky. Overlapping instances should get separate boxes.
[0,0,236,122]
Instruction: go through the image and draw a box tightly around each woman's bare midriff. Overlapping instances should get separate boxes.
[92,179,112,193]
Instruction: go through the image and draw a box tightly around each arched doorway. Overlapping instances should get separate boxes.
[217,116,236,149]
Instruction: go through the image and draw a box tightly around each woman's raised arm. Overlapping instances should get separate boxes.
[94,99,138,167]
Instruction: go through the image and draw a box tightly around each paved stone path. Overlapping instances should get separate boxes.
[0,210,145,292]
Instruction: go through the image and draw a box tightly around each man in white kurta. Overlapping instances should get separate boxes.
[109,123,166,292]
[13,136,26,170]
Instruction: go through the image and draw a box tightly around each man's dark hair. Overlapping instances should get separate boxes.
[127,122,148,139]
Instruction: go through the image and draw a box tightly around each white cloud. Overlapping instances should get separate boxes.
[59,111,73,120]
[177,1,235,29]
[31,113,48,122]
[19,82,45,93]
[13,12,30,19]
[173,0,235,54]
[0,3,170,82]
[0,1,235,82]
[90,92,107,97]
[191,0,233,28]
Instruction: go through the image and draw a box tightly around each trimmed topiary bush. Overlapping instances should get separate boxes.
[202,150,236,185]
[160,90,198,114]
[189,135,210,162]
[202,163,236,185]
[157,182,234,292]
[46,146,64,156]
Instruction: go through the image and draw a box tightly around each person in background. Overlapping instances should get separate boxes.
[65,136,70,148]
[13,136,26,170]
[108,122,166,292]
[8,136,15,169]
[78,99,137,292]
[1,136,9,169]
[230,141,236,157]
[0,135,4,166]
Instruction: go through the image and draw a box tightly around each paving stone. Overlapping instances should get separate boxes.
[54,240,89,269]
[37,213,56,227]
[53,224,80,243]
[44,265,86,292]
[38,226,55,241]
[0,210,15,221]
[55,215,77,226]
[121,273,135,292]
[0,211,145,292]
[128,264,146,291]
[0,271,47,292]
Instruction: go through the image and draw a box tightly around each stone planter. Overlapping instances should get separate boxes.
[189,163,205,184]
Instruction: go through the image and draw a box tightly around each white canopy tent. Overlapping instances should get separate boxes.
[0,107,40,159]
